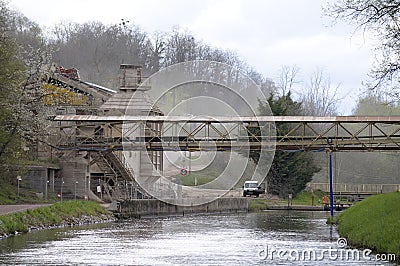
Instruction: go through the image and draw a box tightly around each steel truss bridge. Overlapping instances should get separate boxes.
[36,65,400,209]
[53,115,400,152]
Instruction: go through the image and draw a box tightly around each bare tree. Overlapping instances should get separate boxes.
[49,21,153,88]
[147,31,166,74]
[162,27,198,66]
[326,0,400,100]
[276,65,300,96]
[300,68,340,116]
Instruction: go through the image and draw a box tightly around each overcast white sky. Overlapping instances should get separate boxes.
[10,0,378,115]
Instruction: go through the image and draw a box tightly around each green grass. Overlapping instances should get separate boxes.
[291,190,323,205]
[174,169,220,186]
[0,182,20,204]
[0,158,60,205]
[0,201,112,236]
[336,191,400,256]
[0,181,58,205]
[247,190,328,212]
[248,199,266,212]
[0,174,64,204]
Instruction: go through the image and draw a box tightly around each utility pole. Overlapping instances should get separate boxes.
[45,180,49,201]
[75,181,78,200]
[61,179,64,202]
[17,176,22,197]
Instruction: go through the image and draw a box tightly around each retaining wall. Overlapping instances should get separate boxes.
[114,197,248,218]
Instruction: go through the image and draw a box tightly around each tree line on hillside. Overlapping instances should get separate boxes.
[49,21,276,93]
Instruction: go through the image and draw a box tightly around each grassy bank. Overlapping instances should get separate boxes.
[0,182,21,204]
[248,199,266,212]
[291,190,326,205]
[0,182,46,204]
[247,190,328,212]
[174,169,219,186]
[335,191,400,256]
[0,180,59,205]
[0,201,113,237]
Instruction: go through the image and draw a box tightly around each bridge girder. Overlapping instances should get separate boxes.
[52,115,400,152]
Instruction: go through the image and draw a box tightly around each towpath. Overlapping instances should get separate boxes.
[0,204,51,215]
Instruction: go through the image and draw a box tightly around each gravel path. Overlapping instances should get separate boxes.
[0,204,51,216]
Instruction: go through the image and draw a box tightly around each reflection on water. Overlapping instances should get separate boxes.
[0,211,393,265]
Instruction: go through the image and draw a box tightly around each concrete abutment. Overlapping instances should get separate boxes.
[112,197,248,219]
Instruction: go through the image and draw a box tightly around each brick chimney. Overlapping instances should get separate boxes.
[119,64,142,91]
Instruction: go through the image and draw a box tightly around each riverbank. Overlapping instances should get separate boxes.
[247,190,327,212]
[334,191,400,259]
[0,200,114,238]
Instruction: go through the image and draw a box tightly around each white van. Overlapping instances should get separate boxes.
[243,181,264,197]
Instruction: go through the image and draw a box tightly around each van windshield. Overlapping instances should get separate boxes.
[245,183,258,188]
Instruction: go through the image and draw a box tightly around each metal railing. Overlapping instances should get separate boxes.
[309,183,400,194]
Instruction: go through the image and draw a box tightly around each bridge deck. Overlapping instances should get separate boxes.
[54,115,400,123]
[52,115,400,151]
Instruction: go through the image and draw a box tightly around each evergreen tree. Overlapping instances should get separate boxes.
[259,93,320,197]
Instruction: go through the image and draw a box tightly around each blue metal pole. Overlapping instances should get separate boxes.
[329,152,334,217]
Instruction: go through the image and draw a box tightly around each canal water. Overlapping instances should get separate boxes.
[0,211,393,265]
